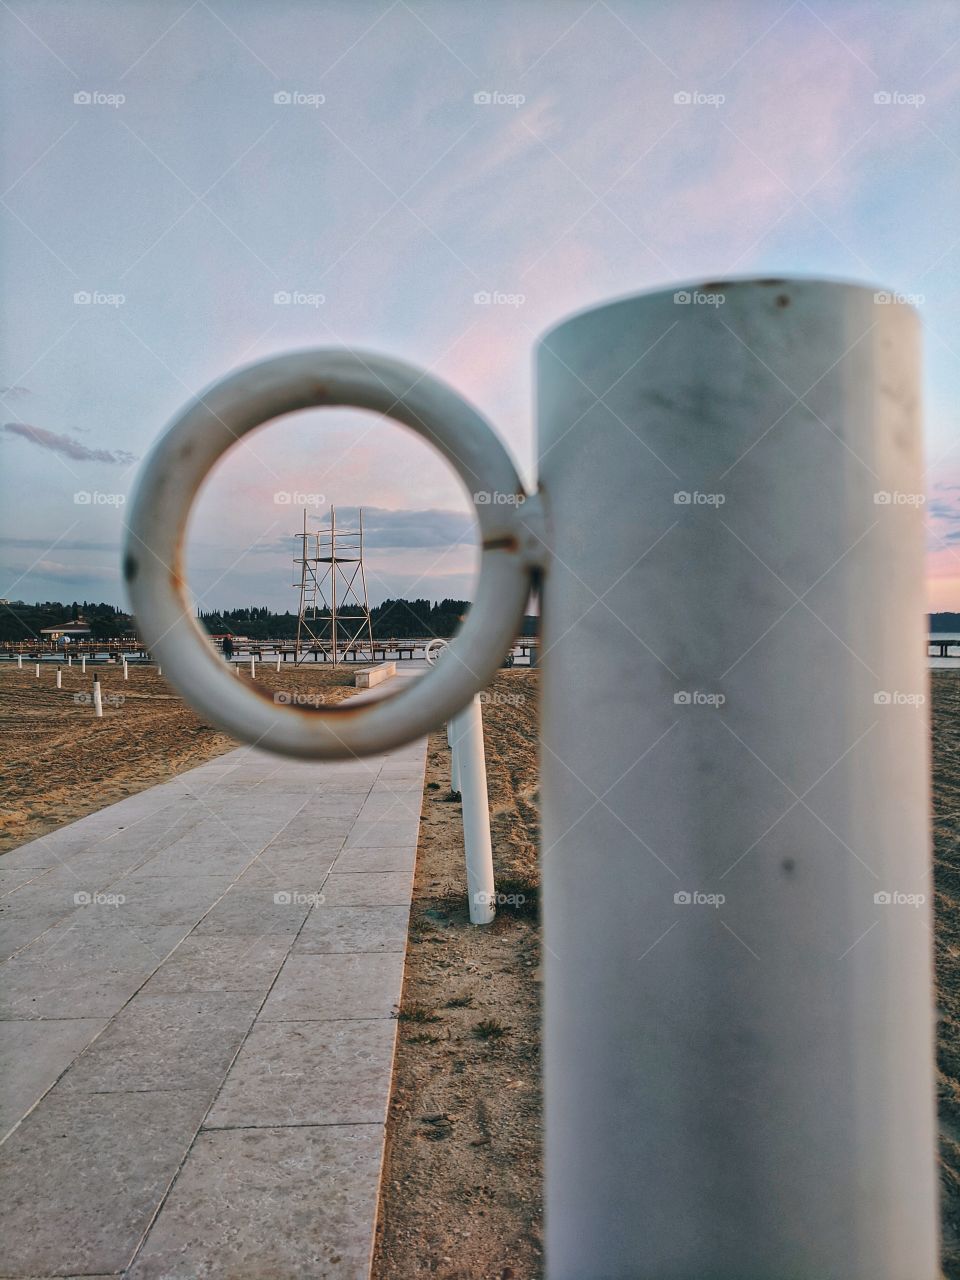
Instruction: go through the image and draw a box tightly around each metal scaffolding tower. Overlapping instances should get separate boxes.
[293,507,374,665]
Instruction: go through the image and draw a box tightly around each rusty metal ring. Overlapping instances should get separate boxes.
[123,350,532,759]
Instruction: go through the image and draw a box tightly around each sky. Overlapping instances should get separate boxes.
[1,0,958,616]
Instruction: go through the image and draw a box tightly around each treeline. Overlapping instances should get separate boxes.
[0,600,133,642]
[197,599,472,640]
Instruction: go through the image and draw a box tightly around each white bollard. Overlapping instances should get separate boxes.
[276,654,282,672]
[67,654,72,667]
[81,656,86,675]
[56,666,62,689]
[123,659,128,680]
[536,280,936,1278]
[452,695,495,926]
[17,654,22,669]
[35,663,40,678]
[92,678,103,718]
[157,664,161,676]
[250,656,256,678]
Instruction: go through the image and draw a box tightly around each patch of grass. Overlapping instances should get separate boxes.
[495,874,540,920]
[473,1017,508,1040]
[405,1032,441,1045]
[446,994,474,1008]
[396,1002,442,1023]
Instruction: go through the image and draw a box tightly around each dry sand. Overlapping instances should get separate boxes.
[2,663,958,1277]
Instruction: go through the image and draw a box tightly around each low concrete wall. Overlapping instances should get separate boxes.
[354,661,396,689]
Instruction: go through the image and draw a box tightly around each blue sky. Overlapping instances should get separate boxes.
[1,0,958,613]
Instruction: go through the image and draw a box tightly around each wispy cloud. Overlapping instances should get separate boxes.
[2,423,136,465]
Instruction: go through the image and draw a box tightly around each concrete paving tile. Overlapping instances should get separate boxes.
[0,904,74,961]
[0,868,47,895]
[21,847,156,892]
[0,923,189,1019]
[205,1019,396,1128]
[75,875,235,928]
[234,850,338,890]
[260,952,403,1021]
[332,844,416,874]
[132,841,257,879]
[0,1088,210,1277]
[343,821,420,849]
[192,887,313,936]
[0,1018,108,1134]
[294,905,410,954]
[140,936,293,996]
[126,1124,383,1280]
[57,992,261,1094]
[320,872,413,907]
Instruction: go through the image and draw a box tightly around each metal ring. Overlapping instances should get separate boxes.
[123,350,532,759]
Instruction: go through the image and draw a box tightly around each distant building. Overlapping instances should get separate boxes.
[40,621,91,643]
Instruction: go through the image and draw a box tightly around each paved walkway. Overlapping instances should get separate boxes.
[0,667,427,1278]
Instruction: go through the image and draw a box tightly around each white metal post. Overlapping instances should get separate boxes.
[56,666,62,689]
[123,659,128,680]
[536,280,937,1278]
[250,656,256,678]
[67,654,72,666]
[92,678,103,718]
[34,663,40,678]
[17,654,22,669]
[81,656,86,675]
[276,654,282,672]
[452,695,495,926]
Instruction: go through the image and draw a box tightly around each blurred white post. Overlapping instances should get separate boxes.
[276,654,282,672]
[250,656,256,678]
[537,281,937,1279]
[451,695,495,926]
[81,656,86,675]
[56,666,62,689]
[122,659,129,680]
[34,663,40,678]
[234,662,240,677]
[92,678,103,718]
[16,654,22,669]
[67,654,72,666]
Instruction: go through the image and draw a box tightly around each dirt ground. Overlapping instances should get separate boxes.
[372,669,541,1280]
[933,672,960,1278]
[0,661,357,853]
